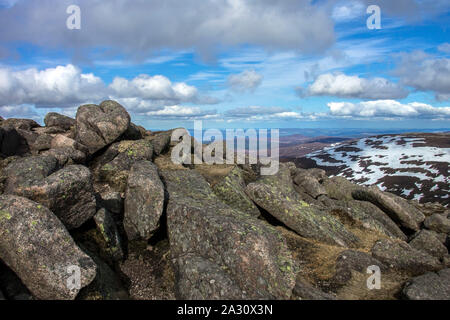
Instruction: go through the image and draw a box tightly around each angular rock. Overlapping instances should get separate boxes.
[0,261,32,300]
[371,239,442,276]
[293,171,327,199]
[31,133,53,152]
[124,161,164,241]
[93,139,154,192]
[44,112,75,131]
[97,191,123,215]
[293,275,336,300]
[352,186,425,231]
[161,169,296,299]
[77,248,129,300]
[4,155,59,191]
[0,195,97,299]
[245,164,359,247]
[41,147,86,166]
[1,118,40,131]
[51,134,88,153]
[343,200,407,240]
[75,100,131,155]
[148,131,172,155]
[5,160,96,229]
[94,208,124,261]
[0,125,31,156]
[322,176,362,201]
[424,214,450,234]
[120,122,143,141]
[332,250,387,287]
[409,230,448,259]
[402,269,450,300]
[212,166,260,217]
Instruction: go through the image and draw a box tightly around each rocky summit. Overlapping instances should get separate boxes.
[0,100,449,300]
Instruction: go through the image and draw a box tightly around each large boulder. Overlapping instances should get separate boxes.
[245,164,359,247]
[331,250,387,288]
[148,131,172,156]
[293,171,327,199]
[352,186,425,231]
[124,161,165,241]
[75,100,131,155]
[338,199,407,240]
[402,269,450,300]
[424,214,450,234]
[0,195,97,299]
[41,147,86,167]
[371,239,442,276]
[160,169,296,299]
[92,139,154,192]
[409,229,448,259]
[4,158,96,229]
[212,166,260,217]
[293,275,336,300]
[44,112,76,131]
[322,176,362,201]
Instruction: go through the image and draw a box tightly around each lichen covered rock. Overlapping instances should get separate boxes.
[246,164,359,247]
[75,100,131,155]
[212,166,260,217]
[0,195,97,300]
[161,169,296,299]
[124,161,164,241]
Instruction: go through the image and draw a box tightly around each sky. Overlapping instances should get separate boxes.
[0,0,449,130]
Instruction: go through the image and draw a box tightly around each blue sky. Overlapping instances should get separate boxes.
[0,0,449,130]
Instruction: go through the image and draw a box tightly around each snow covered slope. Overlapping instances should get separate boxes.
[297,133,450,206]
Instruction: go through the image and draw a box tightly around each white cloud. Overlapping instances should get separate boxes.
[394,51,450,101]
[0,64,216,117]
[328,100,450,119]
[227,70,263,92]
[0,64,105,108]
[332,1,365,22]
[143,105,218,120]
[110,75,198,102]
[304,73,408,99]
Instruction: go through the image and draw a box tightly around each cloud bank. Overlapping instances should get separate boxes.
[303,73,408,100]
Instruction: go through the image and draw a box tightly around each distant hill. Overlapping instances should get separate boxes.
[290,133,450,207]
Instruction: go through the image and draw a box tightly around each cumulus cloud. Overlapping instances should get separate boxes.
[110,75,198,102]
[0,64,216,117]
[0,64,105,108]
[0,0,335,60]
[227,70,263,92]
[394,51,450,101]
[328,100,450,119]
[303,73,408,99]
